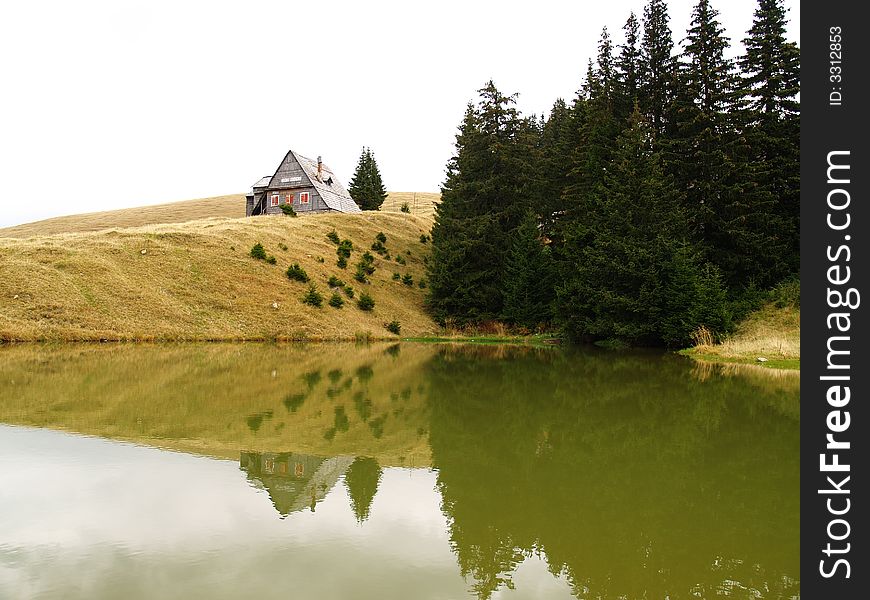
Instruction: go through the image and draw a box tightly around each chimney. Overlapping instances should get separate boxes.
[317,156,322,182]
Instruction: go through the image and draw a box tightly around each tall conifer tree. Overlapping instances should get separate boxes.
[738,0,800,278]
[639,0,675,137]
[348,147,388,211]
[427,82,536,323]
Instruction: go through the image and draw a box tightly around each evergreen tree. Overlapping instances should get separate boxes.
[639,0,676,137]
[427,82,536,324]
[502,212,555,328]
[555,108,729,346]
[537,98,576,241]
[344,456,383,523]
[558,33,621,264]
[738,0,800,279]
[348,147,388,211]
[615,12,642,121]
[666,0,795,290]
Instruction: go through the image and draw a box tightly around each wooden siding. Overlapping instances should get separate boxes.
[260,187,329,214]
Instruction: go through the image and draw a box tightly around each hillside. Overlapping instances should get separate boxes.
[0,194,246,238]
[0,191,440,238]
[0,210,439,341]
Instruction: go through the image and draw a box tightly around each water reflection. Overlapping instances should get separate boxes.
[0,342,799,599]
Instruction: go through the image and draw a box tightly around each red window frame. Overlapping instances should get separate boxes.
[270,193,279,207]
[300,192,310,205]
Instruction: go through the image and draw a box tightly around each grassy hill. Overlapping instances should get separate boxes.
[0,194,246,238]
[0,204,440,341]
[0,191,440,238]
[379,191,440,219]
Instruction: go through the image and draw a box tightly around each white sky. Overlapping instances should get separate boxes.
[0,0,798,228]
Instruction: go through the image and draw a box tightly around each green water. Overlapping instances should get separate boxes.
[0,343,799,599]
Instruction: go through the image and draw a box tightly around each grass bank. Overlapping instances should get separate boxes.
[681,301,801,370]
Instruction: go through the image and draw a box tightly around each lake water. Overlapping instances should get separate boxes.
[0,343,799,599]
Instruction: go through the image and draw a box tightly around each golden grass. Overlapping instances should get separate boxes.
[0,211,439,341]
[0,191,440,239]
[379,191,441,219]
[689,303,800,366]
[0,194,246,238]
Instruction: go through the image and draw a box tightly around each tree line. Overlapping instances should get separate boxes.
[426,0,799,346]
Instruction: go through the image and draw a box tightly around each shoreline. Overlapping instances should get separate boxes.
[678,348,800,371]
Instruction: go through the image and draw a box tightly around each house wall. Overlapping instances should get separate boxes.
[261,187,329,214]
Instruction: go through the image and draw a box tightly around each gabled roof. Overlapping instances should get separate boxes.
[291,150,361,213]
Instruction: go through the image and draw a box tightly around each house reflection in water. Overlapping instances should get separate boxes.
[240,451,354,518]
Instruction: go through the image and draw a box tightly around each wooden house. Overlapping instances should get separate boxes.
[246,149,361,216]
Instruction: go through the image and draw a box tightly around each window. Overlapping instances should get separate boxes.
[300,192,310,204]
[271,193,279,207]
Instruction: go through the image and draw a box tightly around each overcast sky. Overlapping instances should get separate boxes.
[0,0,798,228]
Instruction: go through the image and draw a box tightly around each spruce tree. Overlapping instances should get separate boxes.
[502,212,554,328]
[738,0,800,279]
[427,82,536,324]
[615,12,642,121]
[348,147,388,211]
[558,33,620,265]
[537,98,577,242]
[555,108,729,346]
[639,0,676,137]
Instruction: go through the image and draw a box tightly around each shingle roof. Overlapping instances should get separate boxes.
[292,151,361,213]
[252,176,272,190]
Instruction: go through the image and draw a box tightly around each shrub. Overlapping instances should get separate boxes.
[316,256,325,263]
[385,320,401,335]
[418,278,427,289]
[354,266,368,284]
[302,283,323,307]
[250,242,267,260]
[344,286,355,299]
[770,275,800,308]
[392,272,401,281]
[328,275,345,288]
[400,203,410,213]
[394,255,406,265]
[280,204,297,216]
[266,255,277,265]
[376,232,387,244]
[419,234,430,244]
[327,230,340,244]
[337,239,353,258]
[402,274,413,286]
[337,256,347,269]
[357,292,375,311]
[329,292,344,308]
[286,263,309,283]
[278,243,288,251]
[371,240,387,254]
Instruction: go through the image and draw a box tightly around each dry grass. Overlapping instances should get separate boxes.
[379,191,441,219]
[0,210,439,341]
[0,191,441,239]
[690,304,801,364]
[0,194,246,238]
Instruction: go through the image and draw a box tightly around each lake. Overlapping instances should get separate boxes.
[0,343,799,599]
